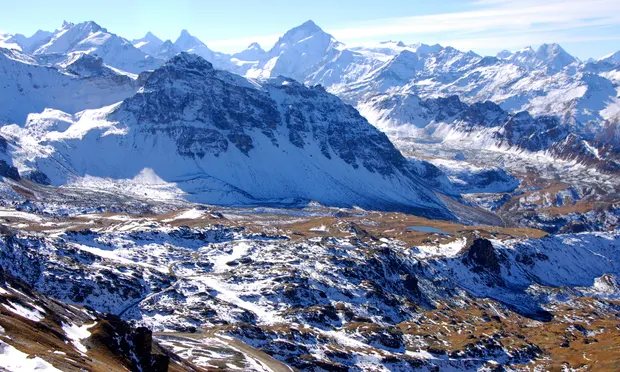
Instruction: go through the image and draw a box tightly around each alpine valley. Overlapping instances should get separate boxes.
[0,19,618,371]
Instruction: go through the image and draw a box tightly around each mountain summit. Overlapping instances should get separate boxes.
[173,29,216,63]
[132,31,164,56]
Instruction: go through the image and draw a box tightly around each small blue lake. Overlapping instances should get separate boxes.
[406,225,452,235]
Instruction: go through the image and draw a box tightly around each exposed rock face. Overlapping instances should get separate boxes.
[463,238,501,274]
[0,160,19,180]
[22,169,51,185]
[97,318,171,372]
[0,135,7,152]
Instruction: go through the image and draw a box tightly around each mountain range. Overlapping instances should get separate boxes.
[2,20,619,158]
[0,19,619,223]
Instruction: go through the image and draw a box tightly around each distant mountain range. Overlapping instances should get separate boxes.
[0,19,619,217]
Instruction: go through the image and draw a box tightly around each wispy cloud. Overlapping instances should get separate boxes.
[209,0,620,57]
[332,0,620,42]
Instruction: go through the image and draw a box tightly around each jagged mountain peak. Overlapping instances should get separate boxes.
[12,50,454,217]
[74,20,105,33]
[232,42,266,61]
[172,29,217,63]
[247,42,264,51]
[134,31,162,44]
[161,39,175,48]
[276,19,335,47]
[175,29,197,45]
[410,42,443,55]
[174,29,209,51]
[132,31,164,57]
[296,19,322,32]
[536,43,574,59]
[496,49,512,59]
[159,51,213,72]
[501,43,575,71]
[26,20,161,74]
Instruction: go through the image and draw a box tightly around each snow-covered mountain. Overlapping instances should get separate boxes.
[231,42,267,63]
[1,53,458,218]
[598,50,620,65]
[0,47,138,125]
[131,31,164,56]
[173,29,215,61]
[208,21,619,159]
[358,93,569,152]
[239,20,344,82]
[20,21,163,74]
[25,19,609,159]
[0,31,23,50]
[152,39,182,60]
[497,44,577,72]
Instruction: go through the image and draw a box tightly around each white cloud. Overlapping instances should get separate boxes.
[330,0,620,42]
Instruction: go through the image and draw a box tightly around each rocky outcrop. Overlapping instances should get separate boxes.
[463,238,501,274]
[0,160,19,181]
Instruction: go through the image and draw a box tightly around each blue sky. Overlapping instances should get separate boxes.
[2,0,620,59]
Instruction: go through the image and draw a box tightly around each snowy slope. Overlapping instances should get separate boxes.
[173,29,215,61]
[0,48,138,125]
[231,42,266,62]
[0,31,21,51]
[131,31,164,56]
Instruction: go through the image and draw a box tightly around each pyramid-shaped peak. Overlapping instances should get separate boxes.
[496,49,512,59]
[175,29,206,50]
[82,21,104,32]
[144,31,161,40]
[247,42,263,50]
[537,43,570,56]
[282,20,326,39]
[134,31,162,43]
[298,20,321,31]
